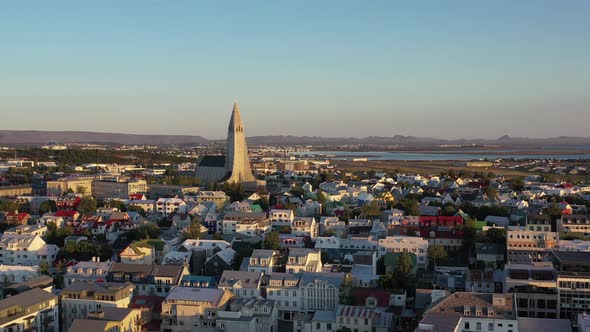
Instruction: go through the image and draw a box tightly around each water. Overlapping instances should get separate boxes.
[289,150,590,161]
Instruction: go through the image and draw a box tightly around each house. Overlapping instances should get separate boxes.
[245,249,277,275]
[160,288,233,332]
[156,198,186,217]
[129,199,156,213]
[292,217,318,240]
[204,247,236,276]
[378,236,429,269]
[0,233,59,266]
[3,211,31,225]
[286,248,322,273]
[270,209,295,230]
[336,305,394,332]
[218,270,263,298]
[475,243,505,269]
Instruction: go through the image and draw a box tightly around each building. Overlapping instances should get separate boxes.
[92,177,147,200]
[419,215,464,251]
[160,287,233,332]
[194,102,264,189]
[129,200,156,214]
[0,185,33,197]
[46,177,93,196]
[68,307,142,332]
[221,212,269,236]
[155,198,186,217]
[64,260,113,286]
[335,305,394,332]
[377,236,429,269]
[475,243,506,269]
[196,191,229,209]
[270,209,295,230]
[245,249,276,275]
[292,217,319,240]
[418,292,518,332]
[61,282,135,331]
[0,233,59,266]
[0,288,59,332]
[507,228,558,263]
[286,248,323,273]
[216,297,278,332]
[218,270,263,298]
[108,263,188,297]
[505,262,558,319]
[559,214,590,237]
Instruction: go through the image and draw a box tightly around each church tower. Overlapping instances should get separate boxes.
[224,102,256,183]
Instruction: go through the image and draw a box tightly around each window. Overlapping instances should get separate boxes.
[465,322,470,330]
[488,323,493,331]
[476,322,481,330]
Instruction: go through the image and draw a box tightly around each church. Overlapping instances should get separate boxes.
[195,102,264,190]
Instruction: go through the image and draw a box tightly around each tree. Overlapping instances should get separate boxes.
[0,199,20,212]
[255,197,269,211]
[278,226,292,234]
[39,200,57,214]
[127,224,161,242]
[213,233,224,240]
[76,185,86,195]
[378,252,416,294]
[339,274,353,304]
[484,186,498,198]
[428,245,448,266]
[77,197,97,214]
[186,217,203,239]
[127,205,146,216]
[394,198,420,216]
[361,201,381,218]
[289,185,305,198]
[224,182,244,202]
[262,231,281,250]
[39,261,50,275]
[508,177,525,191]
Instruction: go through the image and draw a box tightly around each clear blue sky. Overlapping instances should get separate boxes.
[1,1,589,139]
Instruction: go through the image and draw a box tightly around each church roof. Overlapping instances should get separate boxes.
[198,155,226,167]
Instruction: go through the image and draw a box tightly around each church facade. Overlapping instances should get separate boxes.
[195,102,263,189]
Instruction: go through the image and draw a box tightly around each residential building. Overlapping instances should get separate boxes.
[68,307,142,332]
[270,209,295,230]
[218,271,263,298]
[475,243,506,269]
[378,236,428,269]
[160,287,233,332]
[267,273,301,320]
[245,249,276,275]
[292,217,318,240]
[0,288,59,332]
[128,199,156,214]
[507,228,558,263]
[559,214,590,237]
[0,233,58,266]
[61,282,135,331]
[108,263,188,297]
[216,298,278,332]
[155,198,186,217]
[196,191,229,208]
[505,262,558,319]
[526,214,553,232]
[335,305,394,332]
[286,248,322,273]
[64,260,113,286]
[221,212,269,237]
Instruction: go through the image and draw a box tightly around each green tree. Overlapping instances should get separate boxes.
[77,197,98,214]
[508,177,525,191]
[76,185,86,195]
[361,201,382,218]
[428,244,448,267]
[394,198,420,216]
[255,197,270,211]
[39,200,57,214]
[39,261,50,276]
[212,233,224,240]
[262,231,281,250]
[339,274,353,304]
[483,186,498,198]
[187,217,203,239]
[127,205,146,216]
[278,226,292,234]
[0,199,20,212]
[289,185,305,198]
[378,252,416,293]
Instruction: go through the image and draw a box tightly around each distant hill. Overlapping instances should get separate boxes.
[1,130,590,149]
[0,130,208,145]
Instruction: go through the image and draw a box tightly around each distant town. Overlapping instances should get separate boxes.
[0,104,589,332]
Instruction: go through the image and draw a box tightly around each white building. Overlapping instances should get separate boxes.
[0,234,59,266]
[245,249,277,275]
[156,198,186,216]
[270,209,295,230]
[378,236,429,269]
[216,298,278,332]
[286,248,322,273]
[218,270,263,298]
[64,260,113,286]
[292,217,319,240]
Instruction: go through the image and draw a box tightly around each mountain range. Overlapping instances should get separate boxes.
[1,130,590,149]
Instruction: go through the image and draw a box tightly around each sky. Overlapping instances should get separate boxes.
[0,1,589,140]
